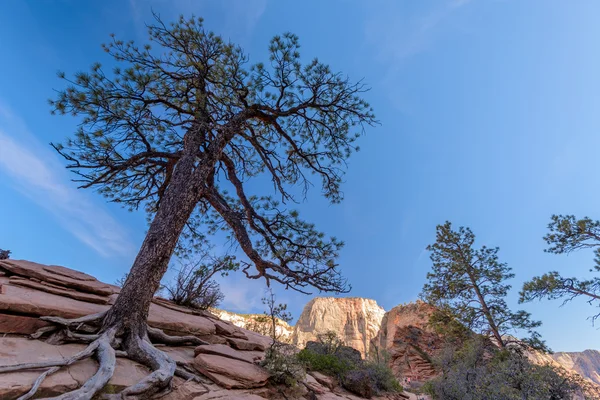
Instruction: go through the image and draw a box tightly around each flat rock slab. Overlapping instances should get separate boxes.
[0,282,107,319]
[310,371,337,390]
[9,276,110,304]
[193,353,269,389]
[194,344,262,364]
[195,390,266,400]
[0,282,216,336]
[0,337,149,398]
[226,337,266,352]
[0,260,115,296]
[0,313,51,334]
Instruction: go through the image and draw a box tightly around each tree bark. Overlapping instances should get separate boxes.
[102,151,203,337]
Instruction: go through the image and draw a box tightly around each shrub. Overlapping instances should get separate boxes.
[424,336,582,400]
[363,361,403,393]
[298,332,402,398]
[165,255,238,310]
[261,343,306,387]
[0,249,10,260]
[297,348,355,378]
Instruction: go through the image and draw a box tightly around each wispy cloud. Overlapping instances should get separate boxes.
[127,0,266,44]
[365,0,472,63]
[0,104,135,258]
[218,275,266,313]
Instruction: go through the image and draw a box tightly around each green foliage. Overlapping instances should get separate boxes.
[297,348,355,377]
[424,337,581,400]
[49,13,377,294]
[261,343,305,387]
[298,332,402,397]
[0,249,10,260]
[422,222,546,351]
[362,361,403,393]
[260,288,292,343]
[521,214,600,323]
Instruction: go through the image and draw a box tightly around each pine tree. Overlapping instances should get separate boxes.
[0,14,375,398]
[422,222,546,350]
[520,215,600,323]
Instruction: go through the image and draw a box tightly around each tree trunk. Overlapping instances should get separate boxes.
[102,152,203,337]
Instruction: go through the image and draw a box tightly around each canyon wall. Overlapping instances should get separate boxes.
[292,297,386,358]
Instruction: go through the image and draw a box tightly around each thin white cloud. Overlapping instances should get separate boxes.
[0,104,136,258]
[217,275,265,313]
[127,0,266,43]
[365,0,472,63]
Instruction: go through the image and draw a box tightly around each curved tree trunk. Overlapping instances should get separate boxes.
[102,152,203,337]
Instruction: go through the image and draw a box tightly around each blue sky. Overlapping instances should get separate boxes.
[1,0,599,352]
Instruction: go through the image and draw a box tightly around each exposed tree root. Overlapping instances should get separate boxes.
[2,313,210,400]
[17,366,59,400]
[147,326,209,346]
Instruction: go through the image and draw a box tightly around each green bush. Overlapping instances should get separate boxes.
[297,348,354,378]
[363,361,403,393]
[262,343,306,387]
[297,346,402,397]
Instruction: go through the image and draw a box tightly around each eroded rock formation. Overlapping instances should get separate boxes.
[373,301,442,382]
[0,259,407,399]
[292,297,385,358]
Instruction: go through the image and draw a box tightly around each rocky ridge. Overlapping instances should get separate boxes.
[0,259,407,400]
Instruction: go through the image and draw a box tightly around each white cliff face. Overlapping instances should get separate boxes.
[291,297,386,358]
[210,308,294,343]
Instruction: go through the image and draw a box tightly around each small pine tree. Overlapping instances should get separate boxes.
[0,249,10,260]
[422,222,546,350]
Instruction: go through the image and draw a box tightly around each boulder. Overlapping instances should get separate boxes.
[343,369,374,399]
[193,353,270,389]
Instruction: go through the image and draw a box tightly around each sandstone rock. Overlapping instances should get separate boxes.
[0,281,107,318]
[194,390,267,400]
[162,379,209,400]
[343,369,373,398]
[305,373,329,394]
[9,276,110,304]
[293,297,385,358]
[310,371,337,390]
[373,302,441,382]
[0,282,216,336]
[193,353,270,389]
[212,308,293,343]
[226,336,266,352]
[0,337,149,398]
[0,260,114,296]
[194,343,262,364]
[0,313,52,334]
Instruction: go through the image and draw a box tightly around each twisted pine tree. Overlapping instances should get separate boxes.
[422,222,546,351]
[0,14,375,398]
[520,215,600,323]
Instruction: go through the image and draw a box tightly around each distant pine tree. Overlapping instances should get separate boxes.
[520,215,600,323]
[422,222,547,351]
[0,249,10,260]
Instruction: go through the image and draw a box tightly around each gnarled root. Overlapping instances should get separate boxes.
[2,314,209,400]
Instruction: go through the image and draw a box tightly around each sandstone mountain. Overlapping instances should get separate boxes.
[210,308,294,344]
[0,259,407,400]
[292,297,385,358]
[551,350,600,387]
